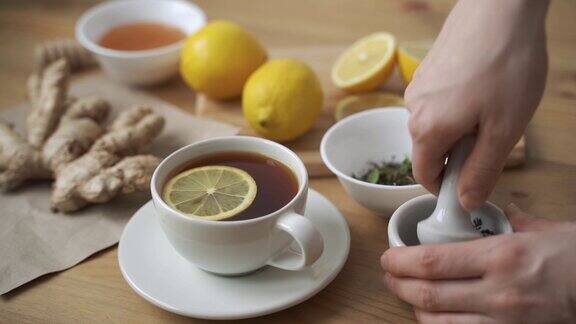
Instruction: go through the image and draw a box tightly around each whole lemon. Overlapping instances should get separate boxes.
[180,20,267,100]
[243,59,323,142]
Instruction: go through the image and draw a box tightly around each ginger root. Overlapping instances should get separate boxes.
[91,106,165,156]
[1,59,165,212]
[51,107,164,212]
[42,96,110,172]
[0,122,49,191]
[27,59,70,147]
[51,150,119,212]
[0,91,111,191]
[52,154,160,212]
[34,39,96,71]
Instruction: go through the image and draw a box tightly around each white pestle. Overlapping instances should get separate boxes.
[417,135,483,244]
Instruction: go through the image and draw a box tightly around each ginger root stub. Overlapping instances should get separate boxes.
[0,58,165,212]
[34,39,96,72]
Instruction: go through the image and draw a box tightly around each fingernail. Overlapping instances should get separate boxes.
[460,190,486,211]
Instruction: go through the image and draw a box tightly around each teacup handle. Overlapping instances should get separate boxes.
[266,212,324,271]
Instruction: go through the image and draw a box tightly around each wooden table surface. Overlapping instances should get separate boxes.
[1,0,576,323]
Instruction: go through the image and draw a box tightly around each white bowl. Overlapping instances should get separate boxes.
[76,0,206,86]
[320,108,426,216]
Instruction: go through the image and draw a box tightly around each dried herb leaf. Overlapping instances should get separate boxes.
[354,157,416,186]
[367,168,380,183]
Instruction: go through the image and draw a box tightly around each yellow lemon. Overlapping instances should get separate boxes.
[163,166,257,221]
[180,20,267,100]
[331,32,397,93]
[397,40,433,84]
[243,59,323,142]
[335,92,404,121]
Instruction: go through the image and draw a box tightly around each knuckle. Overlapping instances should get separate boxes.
[484,127,505,146]
[484,123,512,144]
[479,123,518,159]
[466,160,501,180]
[417,283,439,310]
[408,109,456,144]
[407,114,422,140]
[408,108,431,141]
[418,247,440,277]
[493,288,537,313]
[490,238,527,270]
[494,288,523,309]
[403,83,419,108]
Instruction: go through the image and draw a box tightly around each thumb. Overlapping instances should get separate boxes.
[505,203,572,232]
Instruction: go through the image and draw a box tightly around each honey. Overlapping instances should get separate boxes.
[98,22,185,51]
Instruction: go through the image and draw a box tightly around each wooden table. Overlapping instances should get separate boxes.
[1,0,575,322]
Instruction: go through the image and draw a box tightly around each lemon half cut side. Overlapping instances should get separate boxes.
[331,32,398,93]
[335,92,405,121]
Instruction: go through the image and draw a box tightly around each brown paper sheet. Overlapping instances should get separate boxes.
[0,74,239,295]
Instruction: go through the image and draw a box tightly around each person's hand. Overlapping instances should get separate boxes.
[404,0,549,210]
[381,204,576,324]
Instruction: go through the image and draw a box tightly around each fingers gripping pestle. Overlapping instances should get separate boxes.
[417,135,483,244]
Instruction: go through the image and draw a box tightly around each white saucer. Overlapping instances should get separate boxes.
[118,189,350,320]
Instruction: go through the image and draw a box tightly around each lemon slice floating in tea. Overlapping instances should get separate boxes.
[163,166,257,221]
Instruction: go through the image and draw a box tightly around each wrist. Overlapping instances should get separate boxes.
[514,0,550,30]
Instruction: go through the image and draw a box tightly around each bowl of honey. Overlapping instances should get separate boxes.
[76,0,206,86]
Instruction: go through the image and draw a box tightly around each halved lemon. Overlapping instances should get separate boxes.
[335,92,404,121]
[162,166,257,221]
[331,32,397,93]
[397,40,433,84]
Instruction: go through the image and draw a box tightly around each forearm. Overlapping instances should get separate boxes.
[448,0,549,44]
[455,0,550,21]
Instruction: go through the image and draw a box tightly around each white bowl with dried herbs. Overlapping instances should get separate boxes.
[321,108,426,216]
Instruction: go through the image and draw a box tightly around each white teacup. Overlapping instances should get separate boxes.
[151,136,324,275]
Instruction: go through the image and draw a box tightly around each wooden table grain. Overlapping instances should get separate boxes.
[1,0,576,323]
